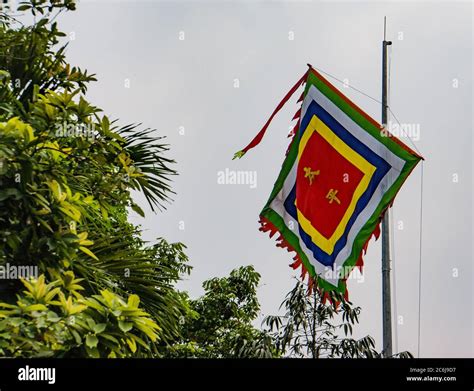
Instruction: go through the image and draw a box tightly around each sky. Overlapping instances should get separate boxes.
[57,0,473,357]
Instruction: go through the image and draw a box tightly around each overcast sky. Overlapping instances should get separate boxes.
[59,0,473,357]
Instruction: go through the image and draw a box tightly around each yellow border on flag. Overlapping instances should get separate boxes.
[296,115,376,255]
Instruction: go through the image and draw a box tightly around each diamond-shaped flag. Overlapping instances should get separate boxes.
[235,66,423,294]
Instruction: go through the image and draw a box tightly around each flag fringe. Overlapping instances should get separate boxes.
[258,213,383,306]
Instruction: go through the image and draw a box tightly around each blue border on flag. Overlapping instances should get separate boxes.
[284,99,391,267]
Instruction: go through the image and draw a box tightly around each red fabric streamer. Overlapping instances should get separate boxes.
[233,69,309,159]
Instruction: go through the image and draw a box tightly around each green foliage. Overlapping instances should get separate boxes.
[264,278,379,358]
[0,1,189,357]
[0,1,92,115]
[118,125,176,212]
[168,266,277,358]
[263,278,413,358]
[0,273,160,357]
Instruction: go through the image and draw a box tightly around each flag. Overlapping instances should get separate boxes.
[235,66,423,294]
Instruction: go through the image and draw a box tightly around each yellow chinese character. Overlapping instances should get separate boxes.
[326,189,341,204]
[303,167,320,185]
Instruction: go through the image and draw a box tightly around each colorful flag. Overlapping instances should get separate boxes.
[235,66,423,294]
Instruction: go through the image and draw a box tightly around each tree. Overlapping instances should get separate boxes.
[263,278,377,358]
[0,0,193,357]
[167,266,277,358]
[264,278,413,358]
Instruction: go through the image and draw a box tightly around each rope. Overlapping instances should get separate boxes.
[312,66,382,105]
[417,161,424,357]
[313,63,422,157]
[387,48,424,358]
[387,107,423,156]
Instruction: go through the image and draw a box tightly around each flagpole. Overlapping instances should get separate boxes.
[381,16,393,358]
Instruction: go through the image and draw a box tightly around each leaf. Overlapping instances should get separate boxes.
[100,333,119,344]
[118,320,133,333]
[38,218,54,233]
[130,334,150,350]
[127,295,140,310]
[131,203,145,218]
[0,70,9,80]
[0,303,16,309]
[33,207,51,215]
[86,346,100,358]
[47,180,63,201]
[85,317,96,329]
[69,303,87,315]
[93,323,106,334]
[10,318,23,326]
[99,203,109,219]
[17,4,31,11]
[101,116,110,134]
[46,311,60,322]
[79,246,99,261]
[126,338,137,353]
[44,287,61,303]
[58,203,81,222]
[85,334,99,348]
[71,329,82,345]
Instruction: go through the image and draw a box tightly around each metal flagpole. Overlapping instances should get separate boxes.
[381,16,393,358]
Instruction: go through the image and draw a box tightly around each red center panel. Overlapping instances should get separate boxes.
[296,128,364,239]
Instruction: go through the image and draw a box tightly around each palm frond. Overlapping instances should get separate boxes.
[118,124,176,211]
[74,231,190,344]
